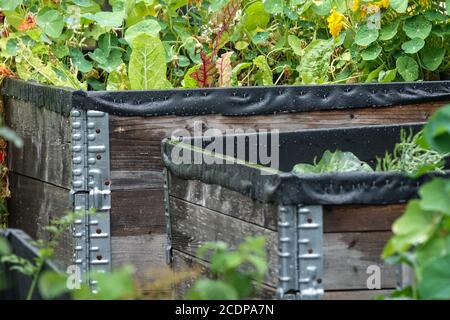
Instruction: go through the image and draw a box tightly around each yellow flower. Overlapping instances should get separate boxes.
[327,7,347,38]
[351,0,360,12]
[375,0,389,9]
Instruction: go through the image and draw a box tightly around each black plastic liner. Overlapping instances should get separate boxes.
[2,78,449,117]
[0,229,68,300]
[162,123,449,205]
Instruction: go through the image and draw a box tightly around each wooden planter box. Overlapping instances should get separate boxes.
[161,124,450,300]
[2,78,449,296]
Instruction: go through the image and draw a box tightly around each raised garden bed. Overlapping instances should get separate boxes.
[2,78,450,294]
[161,123,450,300]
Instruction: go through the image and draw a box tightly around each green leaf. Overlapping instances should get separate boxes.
[37,8,64,39]
[209,0,228,12]
[242,1,270,31]
[52,44,70,59]
[231,62,252,86]
[128,34,172,90]
[396,56,418,81]
[82,11,125,28]
[401,38,425,54]
[235,41,249,51]
[296,39,333,84]
[124,19,161,45]
[71,0,96,7]
[361,44,382,61]
[292,150,373,174]
[0,0,23,11]
[424,105,450,153]
[421,47,445,71]
[106,64,129,90]
[288,35,303,56]
[251,32,269,44]
[70,48,93,73]
[264,0,284,14]
[0,238,11,256]
[355,25,379,46]
[38,271,68,300]
[378,69,397,83]
[379,19,400,41]
[403,15,432,40]
[418,254,450,299]
[419,179,450,216]
[186,279,239,300]
[389,0,408,13]
[253,55,273,86]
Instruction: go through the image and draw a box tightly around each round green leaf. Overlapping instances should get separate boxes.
[37,8,64,38]
[401,38,425,54]
[0,0,23,11]
[264,0,283,14]
[361,44,382,61]
[379,19,400,41]
[418,255,450,299]
[421,47,445,71]
[403,15,432,39]
[355,25,379,46]
[235,41,249,51]
[390,0,408,13]
[396,56,418,81]
[82,11,124,28]
[124,19,161,45]
[242,1,270,31]
[424,105,450,153]
[288,34,303,56]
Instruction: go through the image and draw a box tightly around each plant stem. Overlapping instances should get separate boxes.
[26,258,44,300]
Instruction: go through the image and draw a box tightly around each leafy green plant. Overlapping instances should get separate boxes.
[376,129,448,176]
[186,236,268,300]
[292,150,373,174]
[383,104,450,300]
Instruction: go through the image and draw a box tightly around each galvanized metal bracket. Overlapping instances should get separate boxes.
[163,168,173,265]
[277,204,324,300]
[70,108,111,289]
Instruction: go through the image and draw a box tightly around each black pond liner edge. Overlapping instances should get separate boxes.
[161,123,450,206]
[1,78,450,117]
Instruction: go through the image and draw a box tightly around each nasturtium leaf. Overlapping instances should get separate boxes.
[242,1,270,31]
[251,32,269,44]
[355,25,378,46]
[5,38,18,56]
[124,19,161,45]
[418,255,450,299]
[82,11,125,28]
[378,69,397,83]
[71,0,95,7]
[424,9,447,22]
[379,19,399,41]
[177,55,190,67]
[396,56,418,81]
[292,150,373,174]
[0,237,11,255]
[37,8,64,38]
[0,0,23,11]
[288,34,303,56]
[419,179,450,216]
[231,62,252,86]
[421,47,445,71]
[401,38,425,54]
[361,44,382,61]
[253,55,273,86]
[389,0,408,13]
[128,34,172,90]
[235,41,249,51]
[69,48,93,73]
[186,279,239,300]
[312,0,332,16]
[52,44,70,59]
[38,271,68,300]
[264,0,283,15]
[403,15,432,39]
[424,105,450,153]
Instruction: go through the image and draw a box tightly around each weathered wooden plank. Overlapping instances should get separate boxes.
[170,196,396,290]
[109,102,443,172]
[111,189,165,236]
[172,249,393,300]
[5,98,72,188]
[169,174,402,233]
[7,173,72,267]
[111,170,163,190]
[111,234,170,292]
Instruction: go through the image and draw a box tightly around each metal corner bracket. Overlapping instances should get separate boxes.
[163,168,173,265]
[71,108,111,290]
[277,204,324,300]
